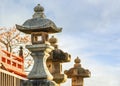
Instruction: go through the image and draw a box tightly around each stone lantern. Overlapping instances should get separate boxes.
[47,36,71,86]
[64,57,91,86]
[16,4,62,86]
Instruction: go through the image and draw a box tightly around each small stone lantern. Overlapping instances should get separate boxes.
[47,36,71,86]
[65,57,91,86]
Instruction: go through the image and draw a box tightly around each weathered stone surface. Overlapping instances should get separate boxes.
[53,73,67,84]
[26,44,53,52]
[22,80,58,86]
[26,44,54,80]
[16,4,62,34]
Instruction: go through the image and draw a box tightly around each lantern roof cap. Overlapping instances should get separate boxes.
[34,4,44,13]
[16,4,62,34]
[64,57,91,78]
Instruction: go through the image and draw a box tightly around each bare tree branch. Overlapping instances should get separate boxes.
[0,27,30,52]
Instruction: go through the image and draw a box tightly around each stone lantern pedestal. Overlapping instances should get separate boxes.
[26,44,53,80]
[21,44,58,86]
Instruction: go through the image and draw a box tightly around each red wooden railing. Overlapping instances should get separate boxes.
[0,49,27,78]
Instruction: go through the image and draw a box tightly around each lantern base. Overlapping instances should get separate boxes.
[21,79,58,86]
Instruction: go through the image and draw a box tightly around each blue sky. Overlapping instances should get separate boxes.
[0,0,120,86]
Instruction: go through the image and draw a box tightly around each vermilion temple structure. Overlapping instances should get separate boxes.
[0,47,27,86]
